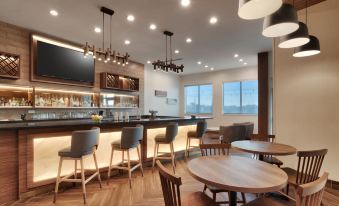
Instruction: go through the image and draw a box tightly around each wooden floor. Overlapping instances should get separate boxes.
[13,158,339,206]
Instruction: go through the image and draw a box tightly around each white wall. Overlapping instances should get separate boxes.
[144,66,180,116]
[274,0,339,181]
[180,67,258,132]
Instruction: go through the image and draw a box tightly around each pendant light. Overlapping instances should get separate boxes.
[293,0,320,57]
[263,3,299,38]
[279,22,309,48]
[238,0,282,20]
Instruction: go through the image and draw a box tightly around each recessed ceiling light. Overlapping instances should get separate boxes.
[174,50,179,54]
[149,24,157,30]
[234,54,239,58]
[209,17,218,24]
[94,27,101,33]
[181,0,191,7]
[124,40,131,45]
[147,60,151,64]
[186,38,192,43]
[210,67,214,71]
[239,59,243,62]
[49,10,58,16]
[197,61,202,65]
[204,65,208,68]
[127,15,135,22]
[244,62,247,65]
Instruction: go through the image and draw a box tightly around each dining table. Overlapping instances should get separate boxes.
[231,140,297,161]
[187,155,288,206]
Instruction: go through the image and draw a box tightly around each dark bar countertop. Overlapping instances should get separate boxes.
[0,116,211,130]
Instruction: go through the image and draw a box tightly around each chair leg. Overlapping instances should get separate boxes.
[152,143,157,172]
[241,192,247,203]
[127,150,132,189]
[53,157,63,203]
[203,184,207,193]
[137,146,144,177]
[120,150,125,175]
[107,146,114,184]
[73,159,77,187]
[286,184,290,195]
[185,137,189,159]
[212,192,216,202]
[80,157,87,204]
[170,142,176,174]
[93,152,102,188]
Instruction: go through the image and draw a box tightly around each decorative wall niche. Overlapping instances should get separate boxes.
[0,51,20,79]
[100,72,139,92]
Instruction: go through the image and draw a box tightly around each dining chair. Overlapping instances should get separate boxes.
[199,143,247,204]
[252,135,284,167]
[244,172,329,206]
[282,149,328,195]
[156,160,218,206]
[219,125,246,143]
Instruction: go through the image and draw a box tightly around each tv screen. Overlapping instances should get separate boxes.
[36,41,95,83]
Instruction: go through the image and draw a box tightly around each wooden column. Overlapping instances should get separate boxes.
[258,52,269,140]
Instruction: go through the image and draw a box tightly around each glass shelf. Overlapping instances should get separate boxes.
[100,92,139,108]
[0,85,33,107]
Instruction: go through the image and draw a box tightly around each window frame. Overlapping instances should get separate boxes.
[222,80,258,115]
[184,83,213,115]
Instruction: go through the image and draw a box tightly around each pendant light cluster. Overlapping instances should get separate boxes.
[238,0,320,57]
[152,31,184,73]
[83,7,130,66]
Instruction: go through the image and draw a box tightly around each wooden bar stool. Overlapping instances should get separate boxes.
[152,122,178,173]
[107,125,144,188]
[185,121,207,158]
[53,127,102,204]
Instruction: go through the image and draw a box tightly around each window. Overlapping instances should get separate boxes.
[223,80,258,114]
[185,84,213,114]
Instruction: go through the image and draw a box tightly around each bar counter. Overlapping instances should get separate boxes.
[0,116,210,203]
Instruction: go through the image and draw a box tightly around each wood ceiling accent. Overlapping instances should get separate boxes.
[284,0,326,10]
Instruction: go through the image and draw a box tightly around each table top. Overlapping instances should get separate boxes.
[231,140,297,156]
[187,156,288,193]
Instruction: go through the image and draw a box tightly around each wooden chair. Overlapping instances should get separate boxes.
[252,135,284,167]
[282,149,328,195]
[244,172,329,206]
[199,143,247,204]
[156,160,218,206]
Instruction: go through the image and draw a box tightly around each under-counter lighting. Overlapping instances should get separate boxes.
[149,24,157,30]
[49,10,58,16]
[0,85,32,91]
[94,27,101,33]
[209,17,218,24]
[186,38,192,43]
[181,0,190,7]
[35,88,94,95]
[32,35,84,53]
[127,15,135,22]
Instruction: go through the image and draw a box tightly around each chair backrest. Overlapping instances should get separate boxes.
[121,125,144,149]
[200,143,230,156]
[165,122,178,142]
[233,122,254,139]
[295,172,328,206]
[70,127,100,156]
[219,125,244,143]
[296,149,328,185]
[196,121,207,138]
[136,124,144,141]
[156,160,182,206]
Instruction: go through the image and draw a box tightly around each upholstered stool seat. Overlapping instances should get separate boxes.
[152,122,178,173]
[187,130,197,137]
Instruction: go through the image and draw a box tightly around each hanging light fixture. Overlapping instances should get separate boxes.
[263,3,299,38]
[279,22,309,48]
[152,31,184,73]
[293,0,320,57]
[83,7,129,65]
[238,0,282,20]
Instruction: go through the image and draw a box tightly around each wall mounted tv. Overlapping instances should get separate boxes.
[35,40,95,83]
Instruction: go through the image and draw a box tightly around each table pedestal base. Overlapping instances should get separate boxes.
[229,191,237,206]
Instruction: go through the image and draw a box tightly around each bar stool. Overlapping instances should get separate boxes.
[107,125,144,188]
[185,121,207,158]
[53,127,102,204]
[152,122,178,173]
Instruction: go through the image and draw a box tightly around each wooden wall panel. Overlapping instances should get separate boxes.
[284,0,326,10]
[0,130,18,204]
[258,52,269,140]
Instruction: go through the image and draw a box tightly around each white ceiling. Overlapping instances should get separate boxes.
[0,0,271,74]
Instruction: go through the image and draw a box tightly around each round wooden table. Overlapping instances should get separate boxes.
[231,140,297,160]
[187,156,288,206]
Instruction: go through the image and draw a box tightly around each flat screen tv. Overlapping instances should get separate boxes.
[36,40,95,83]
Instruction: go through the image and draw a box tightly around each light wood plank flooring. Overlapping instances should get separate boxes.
[13,159,339,206]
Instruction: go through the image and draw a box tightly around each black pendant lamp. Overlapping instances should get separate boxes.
[238,0,282,20]
[293,0,320,57]
[293,35,320,57]
[279,22,310,48]
[263,3,299,38]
